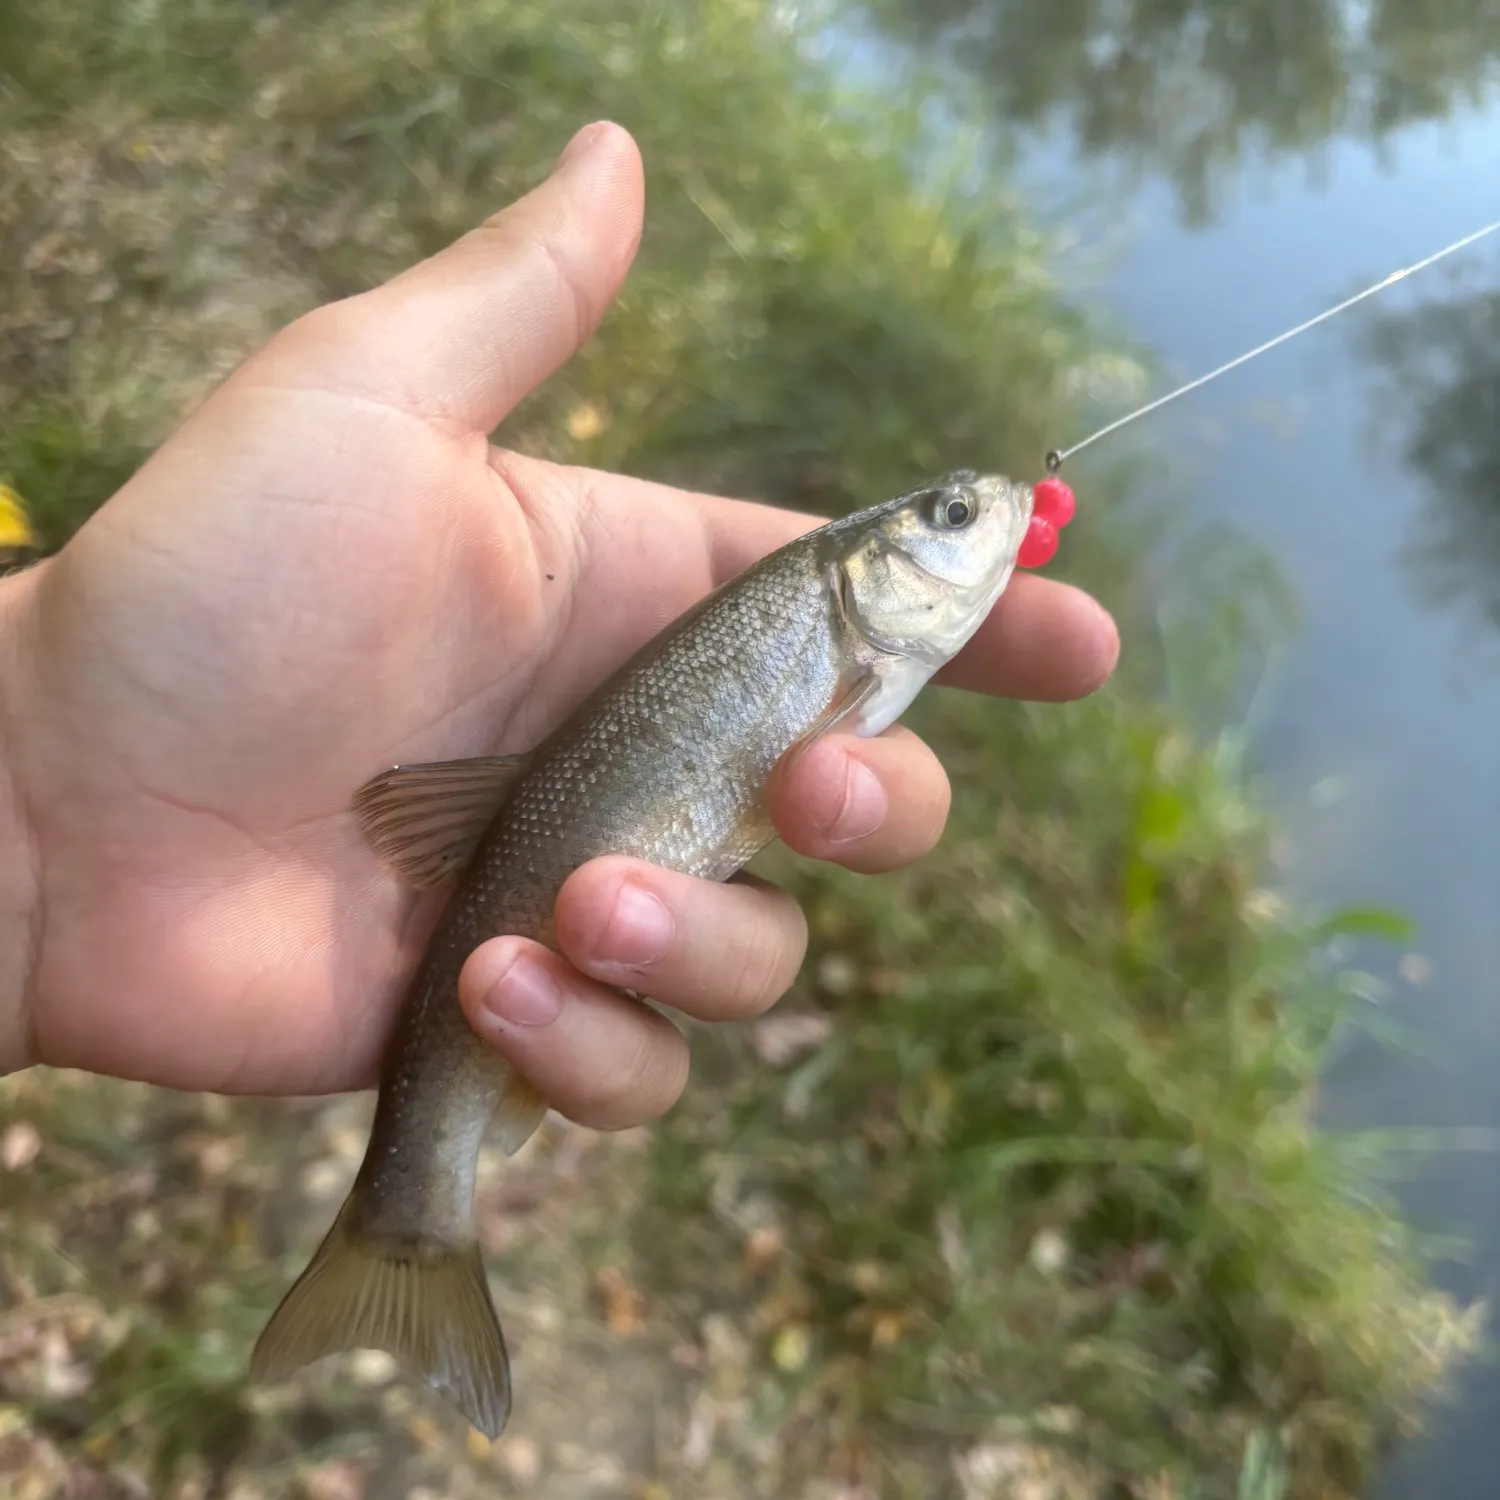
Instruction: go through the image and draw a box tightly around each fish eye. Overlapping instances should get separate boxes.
[912,484,977,530]
[945,497,973,526]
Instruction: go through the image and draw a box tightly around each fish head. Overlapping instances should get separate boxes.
[832,470,1033,671]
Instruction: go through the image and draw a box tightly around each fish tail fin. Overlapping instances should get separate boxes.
[250,1198,511,1438]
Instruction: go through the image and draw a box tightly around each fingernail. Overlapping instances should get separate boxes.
[482,950,562,1028]
[598,880,674,969]
[827,756,887,844]
[556,120,608,170]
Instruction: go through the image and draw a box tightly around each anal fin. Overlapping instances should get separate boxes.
[353,754,530,887]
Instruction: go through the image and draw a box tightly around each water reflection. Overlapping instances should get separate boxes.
[864,0,1500,221]
[1362,267,1500,637]
[855,2,1500,1494]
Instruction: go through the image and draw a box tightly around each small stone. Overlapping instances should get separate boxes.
[743,1225,784,1272]
[299,1160,346,1200]
[193,1137,237,1179]
[324,1127,365,1163]
[1028,1228,1069,1276]
[348,1350,396,1386]
[297,1461,365,1500]
[37,1327,90,1399]
[815,953,858,996]
[499,1435,541,1486]
[1,1122,40,1172]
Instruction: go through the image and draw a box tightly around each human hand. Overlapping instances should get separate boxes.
[0,122,1118,1121]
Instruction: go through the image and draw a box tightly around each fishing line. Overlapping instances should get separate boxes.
[1044,214,1500,474]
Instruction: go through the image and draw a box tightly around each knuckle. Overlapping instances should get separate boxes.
[727,901,804,1017]
[595,1013,687,1125]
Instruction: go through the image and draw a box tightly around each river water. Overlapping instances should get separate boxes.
[1021,93,1500,1500]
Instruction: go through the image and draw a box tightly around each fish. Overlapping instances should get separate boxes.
[249,468,1036,1436]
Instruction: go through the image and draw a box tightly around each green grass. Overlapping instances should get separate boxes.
[0,1,1482,1497]
[642,686,1483,1497]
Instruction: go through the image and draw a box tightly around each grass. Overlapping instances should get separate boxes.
[639,686,1483,1497]
[0,1,1483,1497]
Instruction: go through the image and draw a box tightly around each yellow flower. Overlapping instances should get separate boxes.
[0,485,35,548]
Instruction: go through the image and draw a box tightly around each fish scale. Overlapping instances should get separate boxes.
[250,469,1035,1437]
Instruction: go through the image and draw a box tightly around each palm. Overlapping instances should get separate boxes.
[5,126,1112,1095]
[21,358,783,1093]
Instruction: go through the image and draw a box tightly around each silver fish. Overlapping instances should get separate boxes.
[250,469,1034,1435]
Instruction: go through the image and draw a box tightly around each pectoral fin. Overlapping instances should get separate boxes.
[353,755,530,887]
[493,1072,551,1156]
[783,671,882,770]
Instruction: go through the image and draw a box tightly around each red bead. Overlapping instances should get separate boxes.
[1017,516,1059,569]
[1033,476,1076,529]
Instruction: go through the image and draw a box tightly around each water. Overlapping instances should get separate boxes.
[828,5,1500,1479]
[1022,90,1500,1500]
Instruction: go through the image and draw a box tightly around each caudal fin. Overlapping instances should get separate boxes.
[250,1201,511,1438]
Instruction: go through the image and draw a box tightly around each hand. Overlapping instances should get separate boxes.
[0,123,1117,1122]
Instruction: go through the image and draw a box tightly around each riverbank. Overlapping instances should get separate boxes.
[0,2,1481,1496]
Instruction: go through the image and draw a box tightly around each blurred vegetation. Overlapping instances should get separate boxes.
[0,1,1483,1498]
[0,0,1139,553]
[859,0,1500,223]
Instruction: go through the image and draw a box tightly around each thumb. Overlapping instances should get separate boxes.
[275,121,644,434]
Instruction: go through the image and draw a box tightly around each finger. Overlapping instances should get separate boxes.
[553,857,807,1023]
[459,937,689,1131]
[769,725,952,874]
[937,573,1120,703]
[285,121,645,433]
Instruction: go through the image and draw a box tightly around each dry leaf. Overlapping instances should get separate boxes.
[750,1011,832,1066]
[593,1265,645,1335]
[771,1323,810,1372]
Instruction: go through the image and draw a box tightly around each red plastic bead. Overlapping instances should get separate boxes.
[1033,476,1076,529]
[1017,516,1059,569]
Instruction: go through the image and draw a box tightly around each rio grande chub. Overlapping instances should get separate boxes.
[251,470,1035,1436]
